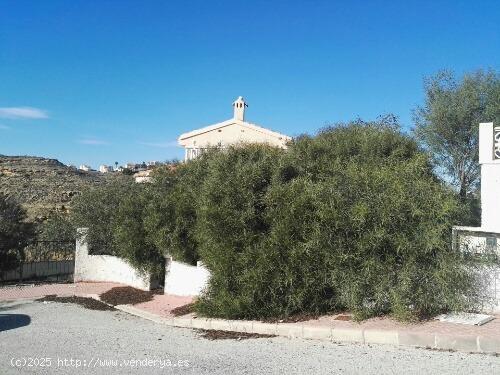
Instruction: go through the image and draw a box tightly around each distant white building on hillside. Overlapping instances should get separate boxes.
[99,165,113,173]
[79,164,92,172]
[178,97,291,161]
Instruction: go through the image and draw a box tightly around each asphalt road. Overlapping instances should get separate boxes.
[1,299,499,375]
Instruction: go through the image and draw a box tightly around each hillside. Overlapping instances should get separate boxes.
[0,155,127,221]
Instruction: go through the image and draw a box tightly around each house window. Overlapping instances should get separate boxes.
[188,148,200,160]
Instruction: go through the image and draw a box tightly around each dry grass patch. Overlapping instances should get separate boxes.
[171,303,195,317]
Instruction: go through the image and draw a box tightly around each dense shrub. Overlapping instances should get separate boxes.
[0,193,34,275]
[69,119,481,321]
[70,176,163,277]
[193,145,284,316]
[195,120,478,321]
[113,188,164,277]
[71,178,135,255]
[144,158,210,264]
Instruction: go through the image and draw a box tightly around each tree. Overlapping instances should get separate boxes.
[413,69,500,199]
[0,193,34,275]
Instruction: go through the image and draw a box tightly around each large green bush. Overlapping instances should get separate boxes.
[113,188,164,278]
[194,145,284,316]
[68,119,480,321]
[195,120,477,321]
[144,159,210,265]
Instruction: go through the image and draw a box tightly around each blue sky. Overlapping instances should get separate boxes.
[0,0,498,167]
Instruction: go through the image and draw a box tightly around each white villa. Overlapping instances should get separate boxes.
[178,97,291,161]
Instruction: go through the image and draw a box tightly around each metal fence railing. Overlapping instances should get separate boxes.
[0,240,76,284]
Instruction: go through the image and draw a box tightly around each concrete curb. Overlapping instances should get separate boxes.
[14,293,498,355]
[113,305,500,355]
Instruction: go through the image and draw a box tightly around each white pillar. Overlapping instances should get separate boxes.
[74,228,89,283]
[479,122,500,231]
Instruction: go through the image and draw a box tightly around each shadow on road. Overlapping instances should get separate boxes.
[0,314,31,332]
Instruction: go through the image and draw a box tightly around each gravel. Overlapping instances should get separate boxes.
[1,299,500,375]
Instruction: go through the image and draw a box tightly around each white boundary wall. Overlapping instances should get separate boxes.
[452,123,500,313]
[453,228,500,313]
[74,229,159,291]
[164,257,210,296]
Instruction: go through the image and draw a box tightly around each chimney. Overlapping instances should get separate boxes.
[232,96,247,121]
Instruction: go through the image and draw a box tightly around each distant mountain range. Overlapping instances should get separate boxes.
[0,155,126,221]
